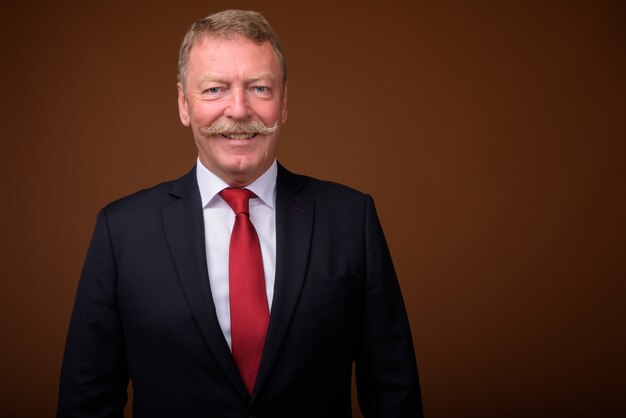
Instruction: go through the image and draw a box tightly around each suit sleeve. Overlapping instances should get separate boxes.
[57,209,129,417]
[355,195,424,418]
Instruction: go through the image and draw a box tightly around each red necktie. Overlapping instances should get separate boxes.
[219,188,269,394]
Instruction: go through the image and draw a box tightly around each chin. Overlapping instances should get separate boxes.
[219,160,259,178]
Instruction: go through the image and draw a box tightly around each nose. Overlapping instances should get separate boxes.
[224,87,250,120]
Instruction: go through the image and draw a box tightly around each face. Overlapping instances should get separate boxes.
[177,35,288,187]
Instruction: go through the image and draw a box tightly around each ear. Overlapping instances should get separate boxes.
[280,82,288,125]
[177,82,191,126]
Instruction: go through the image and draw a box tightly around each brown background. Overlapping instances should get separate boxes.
[1,0,625,417]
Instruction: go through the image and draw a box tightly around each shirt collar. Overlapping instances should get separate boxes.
[196,158,277,209]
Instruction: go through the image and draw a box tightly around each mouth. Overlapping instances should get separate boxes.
[220,132,258,140]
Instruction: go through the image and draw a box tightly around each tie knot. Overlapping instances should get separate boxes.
[220,188,256,215]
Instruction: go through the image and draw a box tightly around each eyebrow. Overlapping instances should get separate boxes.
[246,72,275,83]
[198,75,226,84]
[198,72,276,84]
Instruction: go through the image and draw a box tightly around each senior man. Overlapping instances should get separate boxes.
[58,9,423,418]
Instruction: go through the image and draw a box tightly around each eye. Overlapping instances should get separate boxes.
[201,86,225,100]
[253,86,271,95]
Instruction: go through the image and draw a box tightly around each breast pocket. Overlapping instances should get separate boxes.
[299,273,359,300]
[293,273,363,346]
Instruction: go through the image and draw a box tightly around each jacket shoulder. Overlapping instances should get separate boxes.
[278,165,368,203]
[102,167,196,221]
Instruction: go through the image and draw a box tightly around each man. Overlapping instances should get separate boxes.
[58,9,423,418]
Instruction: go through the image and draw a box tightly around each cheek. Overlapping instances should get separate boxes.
[254,101,283,122]
[190,104,223,125]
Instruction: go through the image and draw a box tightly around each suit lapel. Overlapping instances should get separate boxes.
[161,167,248,399]
[252,165,313,399]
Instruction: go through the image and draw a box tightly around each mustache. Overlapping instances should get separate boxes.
[199,119,279,137]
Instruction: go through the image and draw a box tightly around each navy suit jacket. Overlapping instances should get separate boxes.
[58,164,423,417]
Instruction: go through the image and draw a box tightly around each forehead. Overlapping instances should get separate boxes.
[187,35,281,79]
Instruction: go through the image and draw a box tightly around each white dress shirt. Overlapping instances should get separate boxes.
[196,159,277,350]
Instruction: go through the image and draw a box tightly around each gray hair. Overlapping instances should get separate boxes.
[177,10,287,86]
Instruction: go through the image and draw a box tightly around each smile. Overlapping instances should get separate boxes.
[221,133,258,140]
